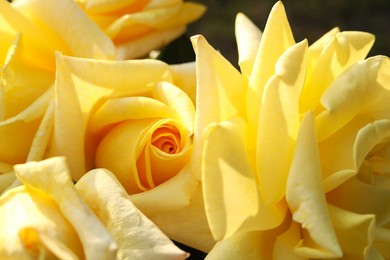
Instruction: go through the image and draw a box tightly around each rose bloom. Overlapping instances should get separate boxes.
[75,0,206,59]
[0,156,188,259]
[0,0,116,191]
[46,53,214,252]
[192,1,390,259]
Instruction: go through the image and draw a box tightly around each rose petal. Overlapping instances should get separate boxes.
[190,34,246,180]
[202,117,286,240]
[235,12,262,78]
[13,0,116,59]
[300,31,375,113]
[75,168,189,260]
[316,56,390,141]
[328,205,381,259]
[14,157,117,259]
[257,39,307,205]
[153,81,195,135]
[170,62,196,104]
[247,1,295,138]
[286,112,342,258]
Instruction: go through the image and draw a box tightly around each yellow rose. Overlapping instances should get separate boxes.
[1,157,117,259]
[0,0,116,191]
[47,54,214,252]
[75,0,206,59]
[192,1,390,258]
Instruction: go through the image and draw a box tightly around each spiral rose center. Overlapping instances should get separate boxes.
[151,125,180,155]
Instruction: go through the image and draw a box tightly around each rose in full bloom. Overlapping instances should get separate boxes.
[0,0,116,191]
[47,54,214,252]
[1,156,188,259]
[192,1,390,258]
[75,0,206,59]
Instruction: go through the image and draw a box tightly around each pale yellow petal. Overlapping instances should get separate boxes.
[170,62,197,105]
[247,1,295,139]
[144,184,215,253]
[81,0,143,13]
[273,221,306,260]
[191,34,246,179]
[257,39,307,205]
[202,117,286,240]
[116,27,185,59]
[300,31,375,113]
[75,168,189,260]
[0,186,84,259]
[328,205,380,260]
[328,165,390,226]
[49,53,172,180]
[235,12,262,78]
[317,56,390,141]
[153,81,195,134]
[286,112,342,258]
[14,157,117,259]
[205,231,271,260]
[89,96,176,132]
[27,99,54,162]
[0,0,59,69]
[1,35,53,119]
[374,227,390,259]
[130,163,198,215]
[319,115,374,192]
[13,0,116,59]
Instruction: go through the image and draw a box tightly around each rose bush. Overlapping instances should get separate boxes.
[192,1,390,259]
[46,53,214,252]
[75,0,206,59]
[1,156,189,259]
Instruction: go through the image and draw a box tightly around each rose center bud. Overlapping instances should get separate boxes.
[151,125,180,154]
[95,119,191,195]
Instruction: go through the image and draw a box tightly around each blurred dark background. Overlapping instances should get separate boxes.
[186,0,390,66]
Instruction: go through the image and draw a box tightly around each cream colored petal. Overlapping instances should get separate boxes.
[89,96,176,132]
[328,205,380,259]
[13,0,116,59]
[116,27,185,59]
[75,168,188,260]
[247,1,295,140]
[257,39,307,205]
[191,34,246,180]
[170,62,197,105]
[235,12,262,78]
[130,163,198,215]
[0,186,84,259]
[14,157,117,260]
[153,81,195,134]
[205,231,273,260]
[49,53,172,180]
[144,184,215,253]
[327,174,390,226]
[300,31,375,113]
[319,115,374,192]
[273,221,306,260]
[316,56,390,141]
[203,117,286,240]
[286,112,342,258]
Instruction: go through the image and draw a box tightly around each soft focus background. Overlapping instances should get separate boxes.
[186,0,390,66]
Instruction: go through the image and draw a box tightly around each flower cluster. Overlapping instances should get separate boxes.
[1,0,390,259]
